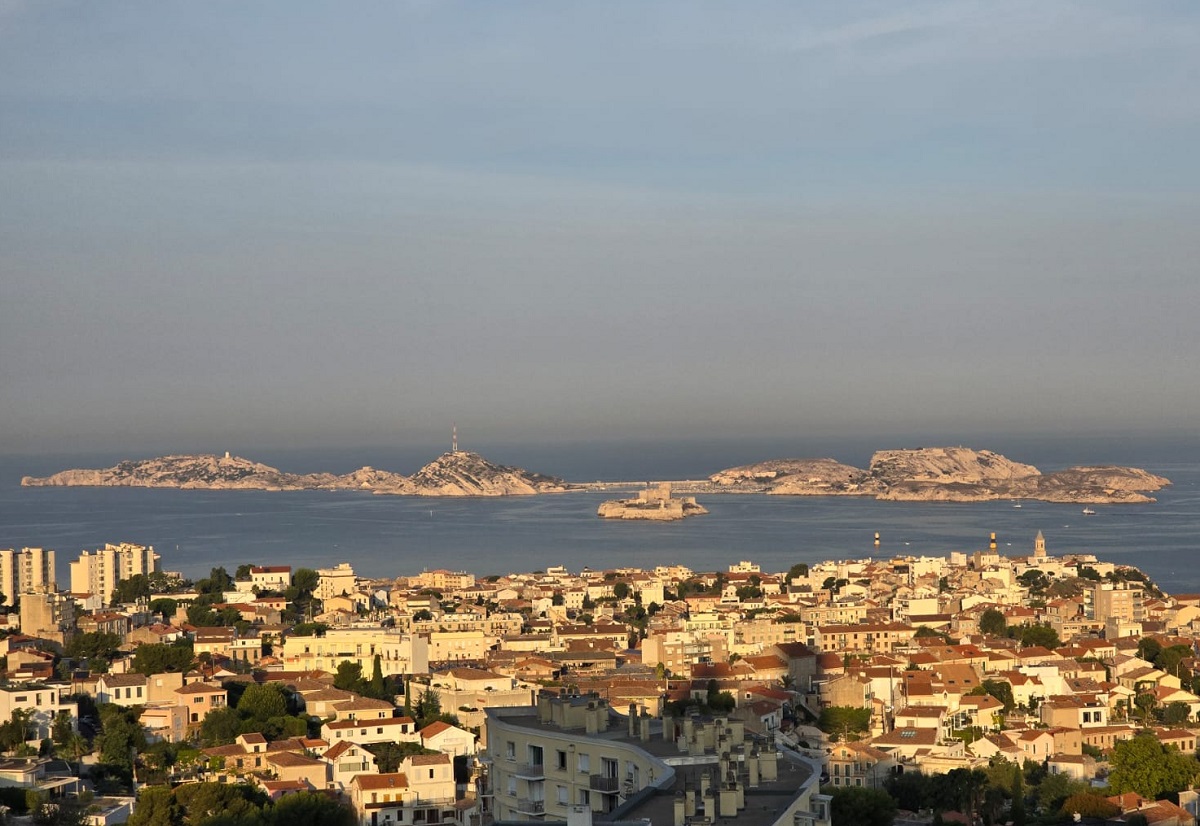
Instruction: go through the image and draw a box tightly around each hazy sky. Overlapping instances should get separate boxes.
[2,1,1198,455]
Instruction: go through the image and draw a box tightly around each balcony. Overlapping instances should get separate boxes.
[514,763,545,780]
[514,798,545,816]
[589,775,619,793]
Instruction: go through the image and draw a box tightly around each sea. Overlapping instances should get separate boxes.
[2,433,1198,592]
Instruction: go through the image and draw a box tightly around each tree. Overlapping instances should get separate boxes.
[368,655,387,700]
[30,794,89,826]
[126,786,178,826]
[50,712,74,750]
[267,792,355,826]
[196,567,234,597]
[1015,623,1059,649]
[787,563,809,582]
[237,683,289,722]
[817,707,871,741]
[1108,733,1200,798]
[1016,569,1049,596]
[199,706,243,747]
[1162,701,1191,725]
[334,661,366,694]
[612,582,631,600]
[365,742,439,773]
[979,608,1007,636]
[1060,792,1119,819]
[827,786,896,826]
[111,574,152,605]
[236,564,254,580]
[293,568,319,594]
[148,598,178,620]
[172,782,267,825]
[131,641,195,675]
[1138,637,1163,663]
[95,706,146,770]
[0,710,32,751]
[65,631,123,672]
[1036,768,1084,812]
[968,679,1016,713]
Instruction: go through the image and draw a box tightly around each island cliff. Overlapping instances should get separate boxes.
[21,451,569,497]
[709,446,1169,504]
[597,483,708,521]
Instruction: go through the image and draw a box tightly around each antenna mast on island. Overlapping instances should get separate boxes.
[452,423,458,453]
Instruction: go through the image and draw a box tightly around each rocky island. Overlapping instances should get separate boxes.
[709,446,1170,504]
[21,450,570,497]
[597,483,708,521]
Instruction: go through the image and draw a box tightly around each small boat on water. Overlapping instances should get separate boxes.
[1082,507,1096,515]
[1012,501,1022,509]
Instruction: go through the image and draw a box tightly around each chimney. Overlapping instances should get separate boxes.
[629,704,638,737]
[673,793,685,826]
[640,709,651,742]
[566,805,593,826]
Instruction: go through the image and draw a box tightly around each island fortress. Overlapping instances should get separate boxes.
[597,482,708,521]
[20,444,1170,504]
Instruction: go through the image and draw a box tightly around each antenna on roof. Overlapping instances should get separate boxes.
[452,423,458,453]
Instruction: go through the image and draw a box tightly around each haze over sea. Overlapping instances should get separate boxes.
[3,432,1198,592]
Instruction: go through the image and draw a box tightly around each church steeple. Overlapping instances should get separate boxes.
[1034,530,1046,558]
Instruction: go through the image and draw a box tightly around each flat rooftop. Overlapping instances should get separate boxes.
[491,707,815,826]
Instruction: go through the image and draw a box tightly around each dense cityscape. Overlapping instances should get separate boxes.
[0,533,1198,826]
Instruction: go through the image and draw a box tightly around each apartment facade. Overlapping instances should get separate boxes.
[0,547,56,601]
[279,627,430,677]
[69,542,160,603]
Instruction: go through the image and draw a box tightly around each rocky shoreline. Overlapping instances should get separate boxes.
[20,445,1170,504]
[706,446,1170,504]
[20,451,570,497]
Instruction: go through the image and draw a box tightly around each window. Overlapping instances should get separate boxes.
[579,790,590,806]
[506,778,516,796]
[557,785,568,805]
[578,753,590,773]
[505,742,516,761]
[556,750,567,771]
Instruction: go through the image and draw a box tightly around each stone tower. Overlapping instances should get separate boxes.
[1034,530,1046,558]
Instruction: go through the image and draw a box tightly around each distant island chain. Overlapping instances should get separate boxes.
[21,446,1170,519]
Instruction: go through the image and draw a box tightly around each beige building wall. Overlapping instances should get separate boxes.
[279,627,430,676]
[317,562,357,602]
[19,591,76,645]
[69,543,159,603]
[0,547,56,602]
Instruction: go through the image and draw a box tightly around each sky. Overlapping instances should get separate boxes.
[2,1,1199,457]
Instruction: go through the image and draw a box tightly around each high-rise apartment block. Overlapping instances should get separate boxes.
[69,542,160,603]
[0,547,56,602]
[1085,581,1144,624]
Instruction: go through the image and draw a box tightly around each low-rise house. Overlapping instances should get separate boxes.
[174,681,228,725]
[322,715,419,745]
[140,705,189,744]
[418,720,476,757]
[95,673,147,707]
[266,751,329,788]
[826,741,895,789]
[330,696,395,722]
[323,741,378,790]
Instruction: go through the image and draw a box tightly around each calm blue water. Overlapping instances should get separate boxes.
[2,435,1198,591]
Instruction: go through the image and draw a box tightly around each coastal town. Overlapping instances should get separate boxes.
[1,534,1200,826]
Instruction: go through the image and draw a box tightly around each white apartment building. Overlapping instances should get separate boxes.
[0,547,56,601]
[69,542,160,603]
[317,562,357,602]
[0,682,77,740]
